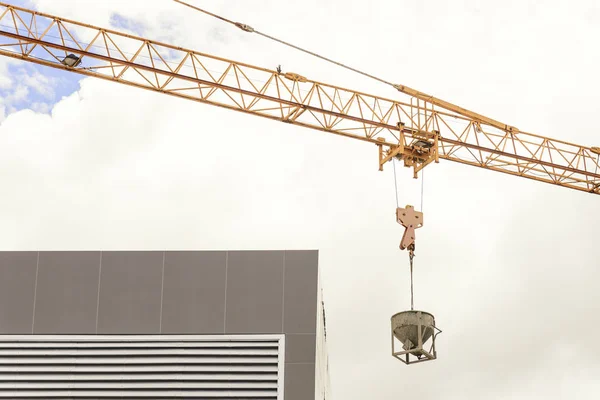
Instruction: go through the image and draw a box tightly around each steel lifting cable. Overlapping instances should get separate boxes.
[393,158,416,309]
[420,169,425,212]
[173,0,237,26]
[393,159,400,208]
[172,0,396,88]
[409,251,415,311]
[412,170,426,310]
[595,155,600,192]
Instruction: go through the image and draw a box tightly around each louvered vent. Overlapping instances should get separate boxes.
[0,335,284,399]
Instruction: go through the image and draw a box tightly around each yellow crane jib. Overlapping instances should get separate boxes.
[0,1,598,196]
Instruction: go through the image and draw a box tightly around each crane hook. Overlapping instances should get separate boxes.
[396,205,423,252]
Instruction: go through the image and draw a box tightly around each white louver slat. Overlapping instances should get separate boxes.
[0,335,285,399]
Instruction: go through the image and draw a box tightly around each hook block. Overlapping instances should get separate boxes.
[396,206,423,250]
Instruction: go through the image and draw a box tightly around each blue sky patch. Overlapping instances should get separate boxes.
[0,0,82,115]
[1,3,155,118]
[109,13,147,37]
[1,61,82,115]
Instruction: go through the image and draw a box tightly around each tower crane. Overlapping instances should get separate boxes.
[0,1,599,364]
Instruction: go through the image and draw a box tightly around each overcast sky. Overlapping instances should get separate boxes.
[1,1,600,399]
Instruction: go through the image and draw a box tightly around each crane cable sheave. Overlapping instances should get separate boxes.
[377,123,440,179]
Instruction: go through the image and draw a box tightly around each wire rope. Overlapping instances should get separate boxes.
[392,158,399,208]
[172,0,396,88]
[409,252,414,311]
[420,169,425,212]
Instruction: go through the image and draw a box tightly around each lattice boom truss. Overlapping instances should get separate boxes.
[0,2,599,194]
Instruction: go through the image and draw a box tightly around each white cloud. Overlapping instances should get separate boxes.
[19,70,55,99]
[29,101,51,114]
[1,0,600,399]
[5,84,28,103]
[0,57,16,90]
[0,62,58,113]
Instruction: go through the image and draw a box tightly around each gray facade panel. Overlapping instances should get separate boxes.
[97,252,163,334]
[284,250,318,334]
[33,252,100,334]
[161,251,226,334]
[285,363,317,400]
[285,334,317,364]
[225,251,284,334]
[0,252,37,334]
[0,250,321,399]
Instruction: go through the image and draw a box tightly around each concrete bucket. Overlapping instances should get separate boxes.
[391,310,435,348]
[391,310,439,363]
